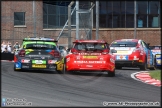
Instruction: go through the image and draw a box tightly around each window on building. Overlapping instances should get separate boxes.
[120,1,126,28]
[148,1,160,27]
[137,1,147,28]
[93,0,160,28]
[43,1,71,29]
[99,1,107,28]
[107,1,113,28]
[14,12,25,25]
[137,1,160,28]
[126,1,134,28]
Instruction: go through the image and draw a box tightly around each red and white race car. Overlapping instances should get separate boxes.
[109,39,156,70]
[64,40,117,76]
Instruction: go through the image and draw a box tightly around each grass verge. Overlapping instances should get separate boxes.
[149,70,161,81]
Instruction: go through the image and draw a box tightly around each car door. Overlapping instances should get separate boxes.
[141,41,153,66]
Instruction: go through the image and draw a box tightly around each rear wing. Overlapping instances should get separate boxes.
[23,37,58,43]
[149,46,161,50]
[73,40,108,44]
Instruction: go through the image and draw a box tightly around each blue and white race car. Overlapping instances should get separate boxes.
[149,45,161,68]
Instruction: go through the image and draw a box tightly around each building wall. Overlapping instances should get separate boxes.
[92,28,161,45]
[1,1,161,46]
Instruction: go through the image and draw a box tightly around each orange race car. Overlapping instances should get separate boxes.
[64,40,117,77]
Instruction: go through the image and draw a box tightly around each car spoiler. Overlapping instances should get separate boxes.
[23,39,58,43]
[23,38,58,43]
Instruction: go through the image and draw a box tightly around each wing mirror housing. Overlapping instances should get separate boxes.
[147,43,150,46]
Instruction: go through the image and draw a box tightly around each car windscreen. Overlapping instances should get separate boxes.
[23,43,57,50]
[110,41,137,47]
[74,43,107,51]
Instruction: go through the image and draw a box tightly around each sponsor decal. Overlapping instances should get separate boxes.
[41,57,45,59]
[21,59,30,63]
[79,53,101,55]
[32,60,46,64]
[67,57,70,62]
[32,64,46,68]
[133,56,139,60]
[48,60,57,64]
[22,65,29,68]
[117,51,128,54]
[16,64,19,68]
[25,49,34,54]
[76,56,80,60]
[100,58,104,60]
[15,62,21,68]
[83,56,97,59]
[74,61,106,64]
[110,58,115,63]
[86,65,93,67]
[116,55,128,60]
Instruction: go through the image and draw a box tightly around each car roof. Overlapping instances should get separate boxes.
[113,39,139,42]
[73,40,108,43]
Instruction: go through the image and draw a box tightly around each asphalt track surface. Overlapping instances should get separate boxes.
[1,61,161,107]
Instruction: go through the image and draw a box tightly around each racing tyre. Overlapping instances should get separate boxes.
[149,59,156,70]
[59,59,67,74]
[108,70,115,77]
[62,63,67,74]
[140,62,147,70]
[14,67,17,71]
[14,66,20,72]
[57,64,66,74]
[149,66,156,70]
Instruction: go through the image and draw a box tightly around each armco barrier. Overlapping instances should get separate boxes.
[1,53,14,60]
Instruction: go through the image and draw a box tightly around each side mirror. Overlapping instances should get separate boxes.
[110,49,117,53]
[147,43,150,46]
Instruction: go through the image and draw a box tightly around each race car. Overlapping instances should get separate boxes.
[14,37,65,73]
[65,40,117,77]
[149,45,161,68]
[109,39,156,70]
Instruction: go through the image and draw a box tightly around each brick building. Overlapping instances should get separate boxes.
[1,0,161,47]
